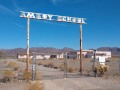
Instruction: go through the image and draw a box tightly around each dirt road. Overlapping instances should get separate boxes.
[0,59,120,90]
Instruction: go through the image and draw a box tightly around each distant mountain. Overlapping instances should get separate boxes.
[97,47,120,56]
[0,47,75,58]
[0,47,120,58]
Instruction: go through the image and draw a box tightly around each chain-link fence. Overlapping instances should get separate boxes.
[0,55,120,90]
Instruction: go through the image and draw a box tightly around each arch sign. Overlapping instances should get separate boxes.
[20,11,86,73]
[20,11,86,24]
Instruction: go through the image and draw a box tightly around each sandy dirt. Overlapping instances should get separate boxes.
[0,59,120,90]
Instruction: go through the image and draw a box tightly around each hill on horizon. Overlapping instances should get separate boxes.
[0,47,120,58]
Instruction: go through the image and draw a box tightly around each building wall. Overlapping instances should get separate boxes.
[91,51,111,59]
[18,55,33,59]
[36,55,44,59]
[44,55,51,59]
[77,50,111,59]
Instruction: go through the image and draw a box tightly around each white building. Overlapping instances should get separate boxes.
[17,53,65,60]
[17,50,111,60]
[77,50,111,59]
[67,50,111,59]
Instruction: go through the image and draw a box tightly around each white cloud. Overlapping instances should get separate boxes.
[0,5,16,15]
[50,0,63,5]
[12,1,26,12]
[13,23,25,29]
[50,0,86,5]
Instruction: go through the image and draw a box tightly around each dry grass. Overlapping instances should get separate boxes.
[23,70,32,81]
[67,67,78,73]
[18,59,26,62]
[53,64,60,69]
[47,62,54,68]
[18,59,32,64]
[36,71,42,80]
[24,81,44,90]
[60,64,78,73]
[4,70,15,82]
[8,62,17,68]
[38,61,44,65]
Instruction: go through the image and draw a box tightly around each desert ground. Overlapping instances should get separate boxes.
[0,58,120,90]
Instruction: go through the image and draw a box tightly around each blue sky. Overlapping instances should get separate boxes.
[0,0,120,50]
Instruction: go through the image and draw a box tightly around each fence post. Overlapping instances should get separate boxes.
[119,55,120,75]
[32,52,36,81]
[64,54,67,78]
[93,49,97,77]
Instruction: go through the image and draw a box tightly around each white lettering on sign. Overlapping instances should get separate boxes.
[57,16,63,21]
[67,17,72,22]
[72,18,76,23]
[20,11,86,24]
[42,14,47,19]
[48,14,53,20]
[26,12,35,18]
[36,13,42,19]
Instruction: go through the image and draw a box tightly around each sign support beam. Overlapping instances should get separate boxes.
[80,24,83,74]
[26,18,30,72]
[20,11,86,74]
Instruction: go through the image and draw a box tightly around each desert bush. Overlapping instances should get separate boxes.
[67,67,78,73]
[67,67,74,73]
[24,81,44,90]
[23,70,32,81]
[53,64,61,69]
[47,62,54,68]
[60,64,78,73]
[18,59,25,62]
[8,62,17,68]
[4,70,15,82]
[60,64,64,71]
[38,61,44,65]
[95,65,109,77]
[43,63,48,67]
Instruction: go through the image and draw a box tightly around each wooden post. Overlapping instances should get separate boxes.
[26,18,30,72]
[80,24,82,74]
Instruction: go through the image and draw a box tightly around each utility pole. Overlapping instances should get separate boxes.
[26,18,30,72]
[93,49,96,71]
[80,24,82,74]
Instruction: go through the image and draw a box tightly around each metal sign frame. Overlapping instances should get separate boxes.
[20,11,86,74]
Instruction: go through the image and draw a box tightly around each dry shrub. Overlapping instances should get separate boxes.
[60,64,78,73]
[47,62,54,68]
[38,61,44,65]
[8,62,19,71]
[18,59,25,62]
[43,63,48,67]
[95,65,109,77]
[84,58,91,62]
[8,62,17,68]
[67,67,76,73]
[21,59,26,62]
[24,81,44,90]
[18,59,32,64]
[23,70,32,81]
[4,70,15,82]
[60,64,64,71]
[53,64,61,69]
